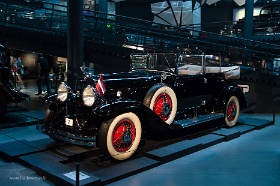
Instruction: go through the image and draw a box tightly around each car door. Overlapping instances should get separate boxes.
[174,73,208,111]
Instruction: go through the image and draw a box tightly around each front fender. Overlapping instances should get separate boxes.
[94,100,170,132]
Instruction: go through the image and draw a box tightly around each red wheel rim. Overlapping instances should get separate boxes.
[153,93,172,121]
[227,100,237,122]
[112,119,136,152]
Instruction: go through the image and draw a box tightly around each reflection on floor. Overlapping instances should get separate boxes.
[0,79,279,186]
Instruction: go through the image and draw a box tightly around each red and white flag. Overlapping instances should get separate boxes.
[96,74,106,96]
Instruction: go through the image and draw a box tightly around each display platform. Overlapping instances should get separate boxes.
[0,114,274,186]
[0,107,44,129]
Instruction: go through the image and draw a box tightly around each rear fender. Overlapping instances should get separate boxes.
[94,100,170,132]
[216,85,246,108]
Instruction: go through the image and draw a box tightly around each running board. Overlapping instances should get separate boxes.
[172,113,224,128]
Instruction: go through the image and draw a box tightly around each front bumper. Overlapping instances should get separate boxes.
[36,123,97,147]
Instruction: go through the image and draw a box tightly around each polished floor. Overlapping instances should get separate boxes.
[0,79,279,186]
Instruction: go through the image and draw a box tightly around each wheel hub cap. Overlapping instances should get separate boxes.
[122,131,132,144]
[162,103,171,115]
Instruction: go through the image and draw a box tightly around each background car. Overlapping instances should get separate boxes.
[38,52,248,161]
[221,4,280,35]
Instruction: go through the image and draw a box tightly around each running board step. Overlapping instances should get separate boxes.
[172,113,224,128]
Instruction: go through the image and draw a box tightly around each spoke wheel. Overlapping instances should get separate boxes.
[225,96,240,127]
[99,112,142,161]
[143,84,177,125]
[112,119,136,153]
[227,101,237,122]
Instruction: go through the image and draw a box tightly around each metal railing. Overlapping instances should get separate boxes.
[0,1,280,75]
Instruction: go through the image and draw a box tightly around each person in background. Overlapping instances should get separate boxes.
[17,57,23,71]
[35,53,51,95]
[11,57,25,89]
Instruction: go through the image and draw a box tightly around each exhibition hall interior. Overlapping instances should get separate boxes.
[0,0,280,185]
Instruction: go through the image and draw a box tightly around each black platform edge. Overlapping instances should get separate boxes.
[0,138,53,162]
[93,157,160,185]
[0,136,91,162]
[232,124,255,135]
[195,133,225,149]
[0,110,44,129]
[145,140,203,162]
[18,152,101,186]
[0,121,38,129]
[144,133,225,163]
[211,128,241,141]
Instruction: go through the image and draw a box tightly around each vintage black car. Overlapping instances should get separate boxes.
[37,52,248,160]
[0,44,29,120]
[221,4,280,35]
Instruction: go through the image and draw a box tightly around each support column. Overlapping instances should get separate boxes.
[242,0,254,65]
[99,0,108,13]
[67,0,84,88]
[244,0,254,39]
[99,0,108,25]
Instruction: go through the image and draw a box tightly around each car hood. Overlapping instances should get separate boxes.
[94,70,170,87]
[76,69,174,91]
[103,69,165,78]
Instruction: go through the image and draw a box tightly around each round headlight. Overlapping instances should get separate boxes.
[57,82,71,102]
[83,85,97,107]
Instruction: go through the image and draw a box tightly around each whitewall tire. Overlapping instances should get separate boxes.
[99,112,142,160]
[225,95,240,127]
[143,84,177,125]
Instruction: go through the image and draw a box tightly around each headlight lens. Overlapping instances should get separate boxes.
[57,82,71,102]
[83,85,97,107]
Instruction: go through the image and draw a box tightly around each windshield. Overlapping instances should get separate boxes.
[131,53,178,72]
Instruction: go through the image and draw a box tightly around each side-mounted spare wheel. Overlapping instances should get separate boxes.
[99,112,142,161]
[143,83,177,124]
[224,95,240,127]
[0,92,8,119]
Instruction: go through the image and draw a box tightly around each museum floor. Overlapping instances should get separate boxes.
[0,79,279,186]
